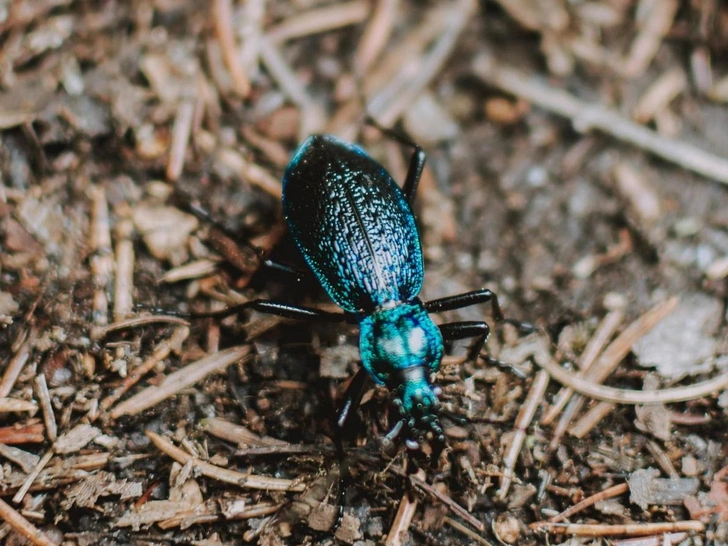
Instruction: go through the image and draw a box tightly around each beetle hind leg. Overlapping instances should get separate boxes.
[363,115,427,204]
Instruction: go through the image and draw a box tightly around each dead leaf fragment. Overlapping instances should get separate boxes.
[494,0,569,32]
[61,470,142,509]
[684,466,728,522]
[54,424,102,454]
[508,483,537,510]
[629,468,699,509]
[334,513,363,544]
[634,374,672,441]
[132,204,198,264]
[632,293,721,379]
[116,500,199,529]
[0,292,20,318]
[493,513,521,544]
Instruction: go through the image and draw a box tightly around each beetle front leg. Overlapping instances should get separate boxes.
[330,367,370,529]
[334,367,370,455]
[439,320,527,378]
[438,320,490,363]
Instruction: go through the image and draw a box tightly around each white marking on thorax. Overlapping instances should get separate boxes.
[381,327,426,358]
[381,335,405,357]
[407,327,426,354]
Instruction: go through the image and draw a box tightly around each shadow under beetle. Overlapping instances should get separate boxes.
[209,126,510,467]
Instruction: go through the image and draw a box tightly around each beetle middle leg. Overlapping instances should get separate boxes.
[426,289,535,333]
[425,288,504,322]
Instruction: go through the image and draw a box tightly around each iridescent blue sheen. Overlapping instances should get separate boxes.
[282,134,445,450]
[283,135,423,312]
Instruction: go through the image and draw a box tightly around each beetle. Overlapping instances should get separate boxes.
[205,127,509,466]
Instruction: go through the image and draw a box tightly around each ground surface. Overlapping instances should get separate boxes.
[1,1,728,545]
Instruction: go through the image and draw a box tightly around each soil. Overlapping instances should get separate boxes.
[1,1,728,545]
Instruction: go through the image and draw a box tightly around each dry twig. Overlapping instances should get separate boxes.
[89,185,112,326]
[549,298,678,447]
[548,483,628,523]
[259,37,323,138]
[0,497,59,546]
[0,336,33,398]
[385,476,420,546]
[166,99,196,182]
[537,359,728,405]
[267,1,369,43]
[472,54,728,185]
[146,431,306,492]
[113,217,135,320]
[109,345,251,419]
[0,398,37,413]
[238,0,265,75]
[530,520,704,537]
[355,0,400,74]
[13,449,54,504]
[99,326,189,415]
[499,370,550,499]
[405,472,484,532]
[212,0,251,97]
[201,417,287,448]
[568,400,617,438]
[0,423,44,445]
[542,310,624,425]
[90,315,189,341]
[33,374,56,442]
[444,516,495,546]
[368,0,477,128]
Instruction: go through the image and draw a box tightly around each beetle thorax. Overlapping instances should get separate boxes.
[358,302,443,386]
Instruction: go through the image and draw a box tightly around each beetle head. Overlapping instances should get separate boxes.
[385,367,445,465]
[359,303,446,463]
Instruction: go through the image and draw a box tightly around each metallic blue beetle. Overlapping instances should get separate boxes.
[225,130,506,464]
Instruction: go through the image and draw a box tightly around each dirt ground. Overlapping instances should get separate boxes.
[2,1,728,545]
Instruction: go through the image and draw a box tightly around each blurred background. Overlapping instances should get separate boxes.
[1,1,728,545]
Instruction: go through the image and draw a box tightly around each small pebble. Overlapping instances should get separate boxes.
[682,455,698,477]
[493,513,521,544]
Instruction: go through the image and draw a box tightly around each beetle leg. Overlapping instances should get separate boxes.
[171,192,235,237]
[330,367,370,529]
[335,367,370,453]
[438,320,490,363]
[260,259,309,283]
[483,355,528,379]
[193,300,353,323]
[171,191,317,283]
[424,289,504,321]
[425,290,536,333]
[439,321,528,378]
[364,116,426,204]
[401,146,427,204]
